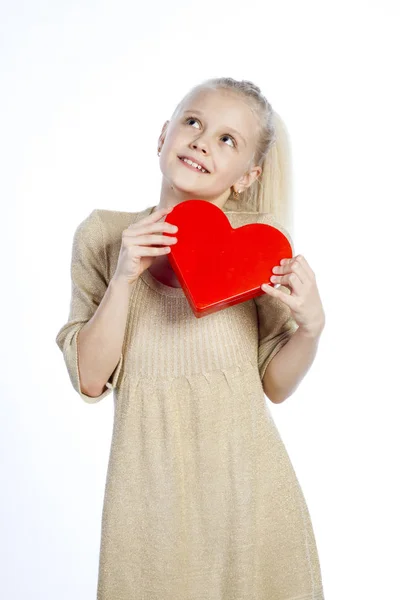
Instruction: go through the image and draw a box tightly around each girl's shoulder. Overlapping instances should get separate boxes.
[75,206,152,254]
[94,206,152,236]
[74,204,150,250]
[76,207,153,282]
[226,210,291,242]
[225,210,276,227]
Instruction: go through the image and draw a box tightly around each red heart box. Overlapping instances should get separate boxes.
[164,199,293,318]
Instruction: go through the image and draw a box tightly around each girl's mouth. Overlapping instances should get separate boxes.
[178,156,210,174]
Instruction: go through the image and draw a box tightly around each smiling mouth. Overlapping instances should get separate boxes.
[178,156,210,174]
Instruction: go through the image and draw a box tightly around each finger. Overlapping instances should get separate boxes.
[126,220,178,235]
[274,257,307,285]
[295,255,315,280]
[260,282,295,306]
[275,273,302,295]
[151,206,174,220]
[131,206,174,228]
[126,234,178,246]
[282,255,314,282]
[132,245,172,256]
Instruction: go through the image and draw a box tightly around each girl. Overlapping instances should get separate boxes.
[56,77,326,600]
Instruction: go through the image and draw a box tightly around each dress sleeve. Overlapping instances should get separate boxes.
[255,285,299,382]
[55,209,123,403]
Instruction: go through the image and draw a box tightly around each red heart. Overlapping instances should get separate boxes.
[164,199,293,318]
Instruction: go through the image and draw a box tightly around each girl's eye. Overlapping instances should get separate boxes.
[185,117,200,128]
[184,117,236,148]
[220,134,236,148]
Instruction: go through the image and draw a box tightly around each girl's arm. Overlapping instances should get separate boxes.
[56,210,132,403]
[262,326,323,404]
[77,276,134,397]
[260,253,326,404]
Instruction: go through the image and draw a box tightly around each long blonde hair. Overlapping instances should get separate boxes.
[171,77,294,235]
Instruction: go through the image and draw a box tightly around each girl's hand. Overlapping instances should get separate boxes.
[261,255,325,338]
[113,207,178,286]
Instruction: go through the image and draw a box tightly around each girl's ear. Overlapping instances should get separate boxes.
[158,120,170,148]
[236,164,262,190]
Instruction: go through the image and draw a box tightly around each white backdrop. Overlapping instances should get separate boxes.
[1,1,399,598]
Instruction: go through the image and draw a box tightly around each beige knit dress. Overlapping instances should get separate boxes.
[55,204,325,600]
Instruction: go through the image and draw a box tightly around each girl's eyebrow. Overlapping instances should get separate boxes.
[182,109,247,146]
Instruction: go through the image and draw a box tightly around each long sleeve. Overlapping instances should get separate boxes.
[55,209,123,403]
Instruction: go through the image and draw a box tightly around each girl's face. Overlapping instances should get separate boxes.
[158,88,262,207]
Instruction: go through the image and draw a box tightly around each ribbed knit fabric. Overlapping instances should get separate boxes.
[55,205,325,600]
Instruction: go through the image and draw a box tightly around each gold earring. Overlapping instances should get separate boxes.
[233,189,242,201]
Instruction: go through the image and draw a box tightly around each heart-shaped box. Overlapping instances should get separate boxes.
[164,199,294,318]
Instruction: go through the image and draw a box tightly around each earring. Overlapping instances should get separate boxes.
[233,189,242,201]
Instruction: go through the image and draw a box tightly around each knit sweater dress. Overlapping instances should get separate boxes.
[55,204,325,600]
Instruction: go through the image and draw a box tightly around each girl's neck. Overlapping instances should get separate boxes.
[155,178,230,213]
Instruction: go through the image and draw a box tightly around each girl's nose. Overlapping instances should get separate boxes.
[191,142,208,154]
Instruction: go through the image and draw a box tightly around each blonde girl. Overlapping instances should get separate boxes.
[56,77,326,600]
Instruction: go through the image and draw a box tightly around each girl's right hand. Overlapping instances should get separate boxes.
[112,207,178,286]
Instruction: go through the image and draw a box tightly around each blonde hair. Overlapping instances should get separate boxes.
[171,77,294,234]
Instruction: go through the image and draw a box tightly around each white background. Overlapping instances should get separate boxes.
[1,1,399,598]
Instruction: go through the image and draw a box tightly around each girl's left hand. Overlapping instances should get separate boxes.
[261,254,325,338]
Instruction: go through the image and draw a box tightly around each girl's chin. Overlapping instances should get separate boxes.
[172,187,205,198]
[168,177,206,195]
